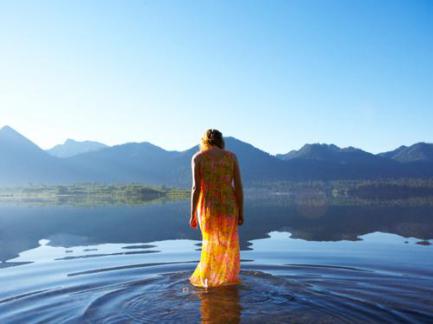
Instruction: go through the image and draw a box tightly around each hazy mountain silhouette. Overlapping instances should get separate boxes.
[47,139,108,158]
[276,143,379,164]
[273,143,412,180]
[66,141,183,184]
[379,143,433,163]
[1,125,433,187]
[64,136,288,187]
[0,126,83,185]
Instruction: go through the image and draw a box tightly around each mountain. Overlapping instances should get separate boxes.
[1,125,433,187]
[66,141,182,185]
[47,139,108,158]
[64,136,289,187]
[222,137,290,182]
[273,143,407,181]
[276,143,379,164]
[0,126,82,185]
[378,143,433,163]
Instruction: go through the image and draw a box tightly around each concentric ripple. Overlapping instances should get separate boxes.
[1,261,432,323]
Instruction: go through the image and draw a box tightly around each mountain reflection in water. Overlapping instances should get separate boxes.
[1,197,432,263]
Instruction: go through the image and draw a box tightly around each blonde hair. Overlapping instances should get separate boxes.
[199,129,225,151]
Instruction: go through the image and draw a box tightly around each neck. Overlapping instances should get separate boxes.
[204,145,220,152]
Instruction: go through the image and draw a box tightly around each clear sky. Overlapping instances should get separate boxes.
[0,0,432,154]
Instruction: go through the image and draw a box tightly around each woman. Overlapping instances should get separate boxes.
[189,129,244,288]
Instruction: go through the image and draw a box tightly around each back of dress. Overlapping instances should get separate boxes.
[198,149,238,218]
[190,148,241,287]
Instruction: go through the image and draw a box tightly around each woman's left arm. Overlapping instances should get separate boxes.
[190,155,201,229]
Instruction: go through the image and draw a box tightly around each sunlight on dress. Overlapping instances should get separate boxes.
[189,150,241,288]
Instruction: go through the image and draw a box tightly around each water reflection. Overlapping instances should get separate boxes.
[194,285,241,324]
[1,198,433,264]
[0,230,432,322]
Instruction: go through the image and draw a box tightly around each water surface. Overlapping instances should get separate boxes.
[1,199,432,323]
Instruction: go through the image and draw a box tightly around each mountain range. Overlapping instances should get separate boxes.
[1,125,433,187]
[47,139,108,158]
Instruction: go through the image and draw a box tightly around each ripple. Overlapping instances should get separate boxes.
[0,262,432,323]
[67,261,196,277]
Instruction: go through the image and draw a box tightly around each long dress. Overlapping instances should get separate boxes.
[189,149,241,288]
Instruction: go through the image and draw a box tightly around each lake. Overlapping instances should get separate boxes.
[1,197,433,323]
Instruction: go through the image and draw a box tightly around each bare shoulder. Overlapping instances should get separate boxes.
[224,150,238,162]
[191,151,203,163]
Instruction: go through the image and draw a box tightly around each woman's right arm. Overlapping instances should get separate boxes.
[190,155,201,229]
[233,154,244,225]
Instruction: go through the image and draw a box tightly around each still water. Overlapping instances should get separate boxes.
[0,198,432,323]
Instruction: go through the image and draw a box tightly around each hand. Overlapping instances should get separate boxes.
[238,214,244,226]
[189,215,198,229]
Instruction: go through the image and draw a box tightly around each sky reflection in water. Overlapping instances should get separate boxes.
[0,199,433,322]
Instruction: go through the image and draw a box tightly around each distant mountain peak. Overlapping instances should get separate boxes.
[1,124,13,131]
[225,136,271,154]
[276,143,339,160]
[412,142,432,148]
[47,138,108,158]
[379,142,433,163]
[276,142,375,163]
[0,125,23,137]
[0,125,42,149]
[304,143,338,148]
[300,143,340,151]
[0,125,50,172]
[62,138,103,145]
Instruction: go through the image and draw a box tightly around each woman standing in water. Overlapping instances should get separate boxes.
[189,129,244,288]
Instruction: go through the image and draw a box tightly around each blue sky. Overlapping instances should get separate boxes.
[0,0,432,154]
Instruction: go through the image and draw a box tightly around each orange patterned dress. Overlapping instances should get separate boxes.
[189,149,241,288]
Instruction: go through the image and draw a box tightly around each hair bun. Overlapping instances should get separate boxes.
[200,129,225,151]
